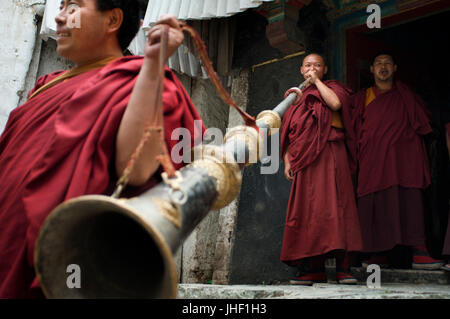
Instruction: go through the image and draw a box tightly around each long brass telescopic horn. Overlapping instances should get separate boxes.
[34,79,309,299]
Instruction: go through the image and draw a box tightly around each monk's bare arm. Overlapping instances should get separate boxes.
[115,61,162,186]
[314,79,342,111]
[115,15,183,186]
[284,149,293,181]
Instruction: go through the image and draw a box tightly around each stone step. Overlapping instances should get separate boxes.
[178,283,450,299]
[326,266,450,285]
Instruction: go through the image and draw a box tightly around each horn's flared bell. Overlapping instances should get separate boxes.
[35,195,177,298]
[35,166,220,298]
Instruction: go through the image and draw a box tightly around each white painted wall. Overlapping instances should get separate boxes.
[0,0,45,133]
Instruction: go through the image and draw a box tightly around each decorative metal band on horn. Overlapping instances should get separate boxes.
[224,125,263,167]
[190,145,242,210]
[256,110,282,136]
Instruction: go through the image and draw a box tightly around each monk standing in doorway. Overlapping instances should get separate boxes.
[280,53,363,285]
[351,52,444,269]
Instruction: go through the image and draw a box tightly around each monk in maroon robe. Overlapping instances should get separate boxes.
[280,54,363,285]
[350,52,444,269]
[0,1,204,298]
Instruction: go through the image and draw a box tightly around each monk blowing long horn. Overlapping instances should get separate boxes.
[34,77,309,298]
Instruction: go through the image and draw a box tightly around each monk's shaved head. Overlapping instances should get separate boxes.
[302,53,327,67]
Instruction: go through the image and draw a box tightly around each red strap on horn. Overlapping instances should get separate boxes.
[180,22,259,132]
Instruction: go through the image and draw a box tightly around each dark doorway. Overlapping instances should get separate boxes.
[365,9,450,106]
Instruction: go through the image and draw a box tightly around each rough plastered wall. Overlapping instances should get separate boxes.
[0,0,45,134]
[212,69,249,284]
[174,73,236,284]
[177,70,249,285]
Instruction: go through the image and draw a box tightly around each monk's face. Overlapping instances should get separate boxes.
[300,54,328,81]
[55,0,115,64]
[370,54,397,82]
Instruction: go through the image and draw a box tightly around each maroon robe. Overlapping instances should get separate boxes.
[0,56,205,298]
[279,81,363,264]
[351,82,432,252]
[352,82,431,198]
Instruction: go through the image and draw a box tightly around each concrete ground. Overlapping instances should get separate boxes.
[178,282,450,299]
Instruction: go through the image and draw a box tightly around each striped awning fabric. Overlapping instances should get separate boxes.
[40,0,274,38]
[142,0,274,78]
[143,0,274,27]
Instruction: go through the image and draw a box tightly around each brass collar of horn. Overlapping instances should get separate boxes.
[224,125,263,167]
[190,145,242,210]
[256,110,282,136]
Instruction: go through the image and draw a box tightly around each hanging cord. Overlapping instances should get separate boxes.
[179,22,259,132]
